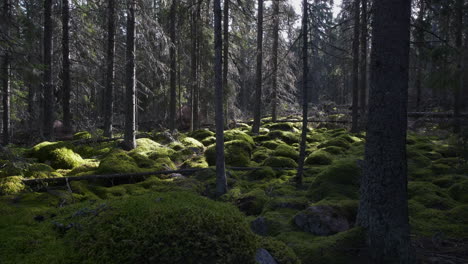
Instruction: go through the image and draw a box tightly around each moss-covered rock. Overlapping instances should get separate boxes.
[252,147,272,163]
[49,148,85,169]
[263,157,297,168]
[131,138,163,156]
[317,137,351,149]
[408,181,457,210]
[201,136,216,146]
[63,192,258,263]
[305,150,333,166]
[266,122,298,132]
[273,145,299,160]
[448,180,468,203]
[236,189,269,216]
[167,141,185,151]
[205,140,252,167]
[321,146,345,155]
[0,176,25,195]
[181,156,209,169]
[246,167,276,180]
[24,163,62,179]
[268,131,300,145]
[180,137,205,152]
[188,129,215,142]
[0,160,25,177]
[73,131,92,140]
[261,140,286,150]
[258,237,301,264]
[224,129,255,146]
[29,141,73,163]
[97,150,141,174]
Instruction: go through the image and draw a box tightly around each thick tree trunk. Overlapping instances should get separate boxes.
[252,0,264,134]
[103,0,115,138]
[62,0,71,134]
[296,0,308,185]
[454,0,464,133]
[123,0,136,150]
[356,0,413,262]
[43,0,54,140]
[271,0,279,122]
[359,0,367,117]
[223,0,229,126]
[169,0,177,132]
[214,0,227,196]
[351,0,360,133]
[2,0,10,145]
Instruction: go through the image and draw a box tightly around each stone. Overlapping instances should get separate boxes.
[294,205,350,236]
[251,217,268,236]
[255,248,278,264]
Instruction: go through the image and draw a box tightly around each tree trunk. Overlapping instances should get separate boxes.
[214,0,227,196]
[123,0,136,150]
[223,0,229,126]
[2,0,10,145]
[252,0,264,134]
[356,0,413,262]
[359,0,367,117]
[103,0,115,138]
[62,0,71,134]
[351,0,360,133]
[271,0,279,122]
[169,0,177,132]
[43,0,54,140]
[454,0,464,133]
[296,0,308,185]
[414,0,425,112]
[190,0,200,132]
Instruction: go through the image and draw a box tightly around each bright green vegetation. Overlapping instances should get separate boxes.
[0,124,466,263]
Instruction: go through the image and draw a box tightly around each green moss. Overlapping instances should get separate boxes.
[97,150,141,174]
[29,141,73,162]
[307,133,326,143]
[0,160,25,177]
[0,176,25,195]
[263,157,297,168]
[259,237,301,264]
[252,147,272,163]
[68,161,99,177]
[63,191,258,263]
[224,129,255,146]
[167,141,185,151]
[408,181,457,210]
[205,140,252,167]
[246,167,276,180]
[188,129,215,141]
[432,174,466,188]
[73,131,92,140]
[181,156,209,168]
[261,140,286,150]
[268,131,300,144]
[273,145,299,160]
[180,137,205,152]
[448,180,468,203]
[277,228,365,264]
[266,122,298,132]
[318,137,351,149]
[201,136,216,146]
[24,163,62,179]
[305,150,333,166]
[49,148,85,169]
[236,189,269,215]
[321,146,344,155]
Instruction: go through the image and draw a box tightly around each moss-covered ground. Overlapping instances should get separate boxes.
[0,125,467,263]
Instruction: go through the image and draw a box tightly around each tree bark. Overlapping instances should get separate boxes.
[356,0,413,262]
[414,0,425,112]
[123,0,136,150]
[223,0,229,126]
[296,0,308,185]
[454,0,464,133]
[214,0,227,196]
[43,0,54,140]
[169,0,177,132]
[62,0,71,134]
[2,0,10,145]
[252,0,264,134]
[271,0,279,122]
[351,0,360,133]
[103,0,115,138]
[359,0,367,117]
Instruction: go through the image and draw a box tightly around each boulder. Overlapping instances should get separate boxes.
[255,248,278,264]
[294,205,350,236]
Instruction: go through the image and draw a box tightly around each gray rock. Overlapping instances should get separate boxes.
[255,248,277,264]
[294,205,349,236]
[251,217,268,236]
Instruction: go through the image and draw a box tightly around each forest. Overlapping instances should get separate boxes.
[0,0,467,263]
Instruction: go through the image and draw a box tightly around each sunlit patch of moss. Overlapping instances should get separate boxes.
[276,228,365,264]
[97,150,142,174]
[263,157,297,168]
[0,176,25,195]
[448,180,468,203]
[205,140,252,167]
[317,137,351,149]
[188,129,215,142]
[49,148,85,169]
[167,141,184,151]
[261,139,286,150]
[305,150,333,166]
[268,131,300,144]
[181,155,209,168]
[224,129,255,146]
[130,138,163,156]
[273,145,299,160]
[320,146,344,155]
[0,160,25,177]
[307,133,327,143]
[73,131,92,140]
[266,122,298,132]
[24,163,62,179]
[201,136,216,146]
[180,137,205,152]
[29,141,73,163]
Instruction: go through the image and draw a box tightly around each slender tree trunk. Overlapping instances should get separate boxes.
[103,0,115,138]
[271,0,279,122]
[223,0,229,126]
[214,0,227,196]
[169,0,177,132]
[359,0,367,117]
[190,0,200,131]
[454,0,464,133]
[62,0,71,134]
[351,0,360,133]
[43,0,54,140]
[356,0,413,262]
[252,0,264,134]
[123,0,136,150]
[414,0,424,112]
[2,0,10,145]
[296,0,308,185]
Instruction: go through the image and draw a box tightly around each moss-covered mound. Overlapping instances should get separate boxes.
[73,131,92,140]
[273,145,299,160]
[0,176,25,195]
[65,192,258,263]
[189,129,215,142]
[263,156,298,168]
[224,129,255,146]
[50,148,85,169]
[305,150,333,166]
[205,140,252,167]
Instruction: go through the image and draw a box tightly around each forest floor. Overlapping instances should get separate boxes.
[0,118,467,263]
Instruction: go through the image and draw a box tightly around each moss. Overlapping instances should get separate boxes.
[448,180,468,203]
[305,150,333,166]
[0,160,25,177]
[266,122,297,132]
[205,141,252,167]
[276,228,365,264]
[188,129,215,141]
[68,161,99,177]
[268,131,300,144]
[263,157,297,168]
[252,147,272,163]
[181,156,209,168]
[167,141,185,151]
[97,150,141,174]
[261,140,286,150]
[73,131,92,140]
[408,181,457,210]
[307,133,326,143]
[259,237,301,264]
[24,163,62,179]
[201,136,216,146]
[273,145,299,160]
[432,174,466,188]
[49,148,85,169]
[73,141,117,158]
[321,146,344,155]
[29,141,73,162]
[224,129,255,146]
[131,138,163,155]
[246,167,276,180]
[236,189,269,215]
[425,151,443,160]
[318,137,351,149]
[0,176,25,195]
[63,191,258,263]
[180,137,205,152]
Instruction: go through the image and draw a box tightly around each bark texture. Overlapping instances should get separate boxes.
[169,0,177,131]
[271,0,279,122]
[123,0,136,150]
[454,0,464,133]
[252,0,264,134]
[103,0,115,138]
[359,0,367,116]
[62,0,71,133]
[351,0,360,133]
[2,0,10,145]
[43,0,54,140]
